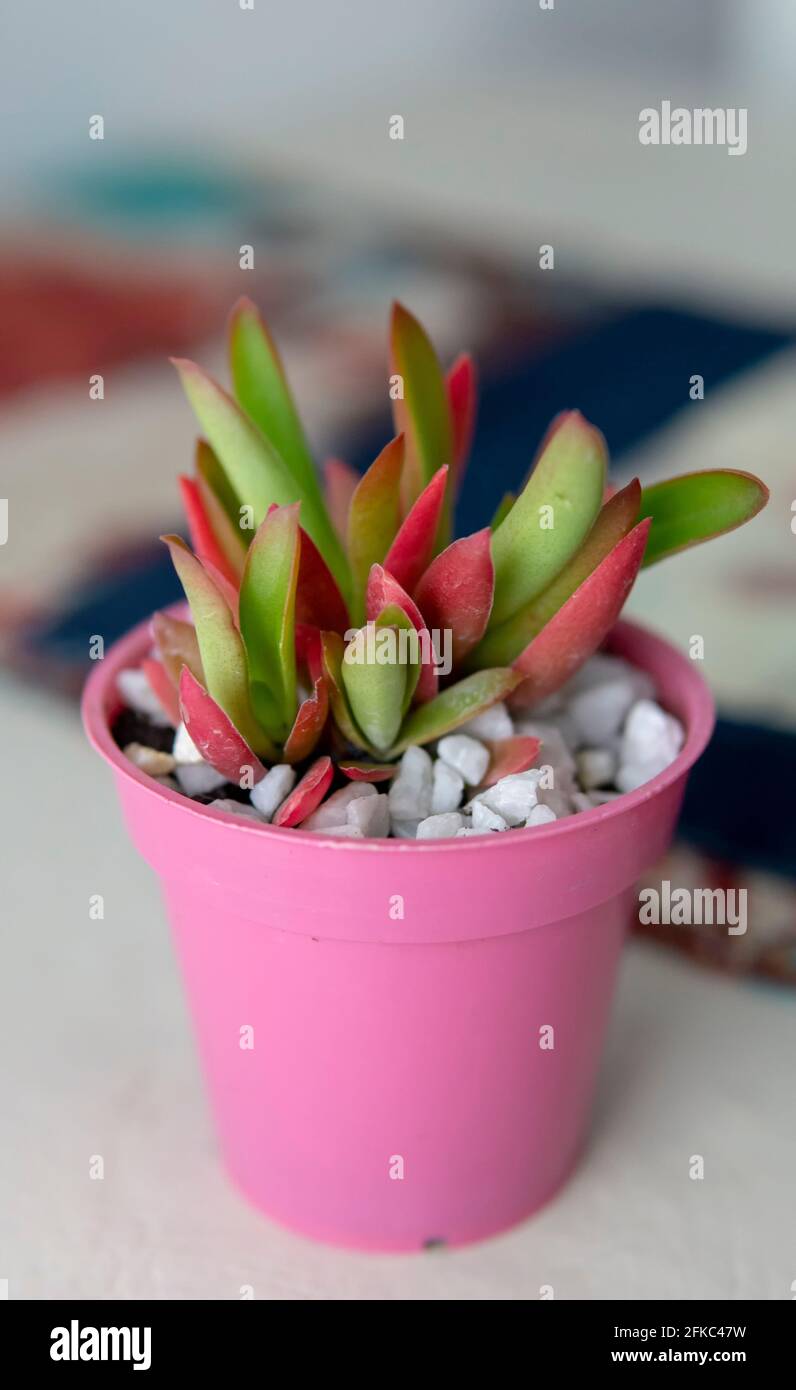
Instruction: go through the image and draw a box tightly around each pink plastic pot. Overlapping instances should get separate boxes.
[83,615,714,1252]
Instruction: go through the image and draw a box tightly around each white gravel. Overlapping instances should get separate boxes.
[471,800,508,832]
[458,702,513,740]
[175,762,228,796]
[476,771,540,826]
[576,747,617,790]
[117,667,171,725]
[250,763,296,820]
[209,799,264,821]
[388,746,433,820]
[430,759,465,814]
[123,651,687,839]
[348,791,390,837]
[172,721,204,765]
[301,782,374,830]
[436,734,490,787]
[416,812,465,839]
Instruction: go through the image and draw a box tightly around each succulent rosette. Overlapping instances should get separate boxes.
[139,296,767,813]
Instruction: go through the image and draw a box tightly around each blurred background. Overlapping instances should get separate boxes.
[1,1,795,1299]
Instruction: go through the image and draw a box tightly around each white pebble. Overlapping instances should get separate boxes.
[478,772,539,826]
[526,804,557,827]
[620,699,684,767]
[123,742,176,776]
[437,734,490,787]
[458,702,513,741]
[615,763,658,793]
[431,760,465,814]
[390,818,421,840]
[416,812,465,839]
[172,721,204,765]
[568,678,639,747]
[250,764,297,820]
[209,798,264,822]
[301,782,375,831]
[471,800,508,832]
[456,826,493,837]
[117,667,171,725]
[175,762,228,796]
[348,792,390,837]
[571,792,595,813]
[306,823,364,838]
[388,746,433,820]
[576,747,617,790]
[511,718,577,791]
[536,788,574,819]
[566,653,654,698]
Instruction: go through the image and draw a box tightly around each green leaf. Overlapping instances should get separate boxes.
[387,668,522,757]
[490,491,515,531]
[320,631,376,754]
[194,439,243,534]
[192,441,249,577]
[341,626,407,754]
[375,602,421,714]
[228,297,325,511]
[489,411,606,626]
[639,469,769,567]
[346,435,404,621]
[238,504,300,743]
[390,302,453,509]
[172,357,350,599]
[472,479,640,666]
[162,535,275,757]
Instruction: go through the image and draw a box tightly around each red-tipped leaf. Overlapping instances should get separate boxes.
[414,527,494,664]
[383,465,448,595]
[323,457,360,543]
[477,736,541,790]
[347,434,404,611]
[140,657,181,726]
[446,352,477,491]
[510,519,651,708]
[162,535,272,756]
[239,503,301,741]
[390,302,453,510]
[295,522,350,635]
[320,631,375,753]
[179,475,242,591]
[366,564,438,703]
[273,756,333,828]
[295,622,323,682]
[471,480,641,667]
[282,676,329,764]
[339,761,397,782]
[151,611,204,687]
[179,667,267,784]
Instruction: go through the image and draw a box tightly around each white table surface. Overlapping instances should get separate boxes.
[1,679,794,1301]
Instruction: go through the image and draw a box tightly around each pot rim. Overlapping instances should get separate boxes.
[82,610,715,854]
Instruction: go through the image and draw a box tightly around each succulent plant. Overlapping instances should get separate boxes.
[149,296,767,805]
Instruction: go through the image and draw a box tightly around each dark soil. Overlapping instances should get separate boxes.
[112,708,175,754]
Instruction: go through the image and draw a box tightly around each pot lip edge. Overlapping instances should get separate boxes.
[82,610,716,854]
